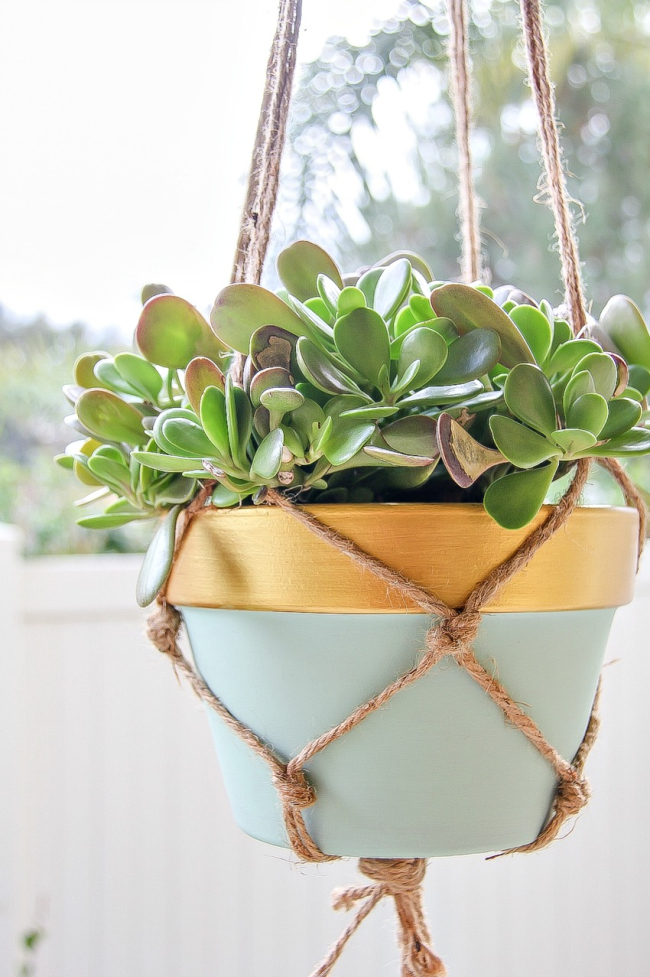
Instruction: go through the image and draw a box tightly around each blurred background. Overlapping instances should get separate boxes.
[1,1,650,975]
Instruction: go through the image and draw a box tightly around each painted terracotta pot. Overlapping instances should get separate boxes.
[166,503,639,858]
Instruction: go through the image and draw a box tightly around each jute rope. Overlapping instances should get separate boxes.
[519,0,588,335]
[448,0,483,283]
[143,1,648,974]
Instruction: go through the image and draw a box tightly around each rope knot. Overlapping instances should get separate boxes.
[359,857,426,894]
[428,611,482,657]
[273,767,316,812]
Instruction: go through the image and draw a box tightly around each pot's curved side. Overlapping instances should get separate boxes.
[184,607,614,858]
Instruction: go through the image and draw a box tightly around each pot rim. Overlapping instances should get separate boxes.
[166,502,640,614]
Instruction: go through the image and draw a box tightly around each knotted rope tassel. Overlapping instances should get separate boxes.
[311,859,446,977]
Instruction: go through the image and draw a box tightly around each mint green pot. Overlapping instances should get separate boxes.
[182,605,615,858]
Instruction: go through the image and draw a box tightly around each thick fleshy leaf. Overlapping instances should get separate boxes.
[74,351,111,389]
[436,413,505,487]
[567,393,609,437]
[131,451,205,472]
[250,367,294,407]
[249,325,298,374]
[296,337,367,397]
[363,445,436,467]
[260,387,305,414]
[94,357,141,396]
[76,389,147,445]
[628,365,650,398]
[375,250,433,282]
[504,364,557,435]
[599,294,650,370]
[599,398,643,440]
[356,267,384,308]
[397,327,448,387]
[509,305,553,365]
[323,422,375,466]
[394,306,417,339]
[286,295,335,344]
[305,297,334,324]
[484,461,559,529]
[72,438,104,486]
[114,353,163,401]
[225,376,253,470]
[435,329,501,384]
[161,417,216,457]
[574,352,618,400]
[562,370,595,416]
[381,415,439,459]
[185,357,225,416]
[78,513,152,529]
[250,428,285,479]
[211,483,242,507]
[152,408,197,456]
[317,275,342,317]
[200,386,231,459]
[137,295,227,369]
[141,283,173,304]
[340,403,399,421]
[136,506,182,607]
[578,427,650,456]
[430,283,535,367]
[545,339,602,376]
[490,415,560,468]
[337,286,366,316]
[211,284,305,353]
[409,294,435,322]
[153,474,197,506]
[551,429,597,454]
[276,240,342,301]
[334,307,390,387]
[373,259,412,320]
[86,448,133,495]
[398,380,483,407]
[288,398,325,441]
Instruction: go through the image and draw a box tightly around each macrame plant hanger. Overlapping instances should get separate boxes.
[147,1,647,975]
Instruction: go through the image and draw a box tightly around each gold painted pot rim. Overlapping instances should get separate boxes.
[166,502,639,614]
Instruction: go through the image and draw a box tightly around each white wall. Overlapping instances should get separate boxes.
[1,536,649,977]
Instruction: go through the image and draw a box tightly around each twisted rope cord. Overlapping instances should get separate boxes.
[230,0,302,289]
[519,0,588,334]
[448,0,483,283]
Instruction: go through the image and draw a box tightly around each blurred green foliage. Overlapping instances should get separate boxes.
[282,0,650,316]
[0,308,148,554]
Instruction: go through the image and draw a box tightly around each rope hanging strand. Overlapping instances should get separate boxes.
[230,0,303,288]
[519,0,588,334]
[448,0,483,283]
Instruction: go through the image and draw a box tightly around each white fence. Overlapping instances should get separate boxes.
[1,524,649,977]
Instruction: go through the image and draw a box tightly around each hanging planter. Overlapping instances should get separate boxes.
[57,0,650,973]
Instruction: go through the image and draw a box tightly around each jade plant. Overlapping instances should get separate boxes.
[57,241,650,604]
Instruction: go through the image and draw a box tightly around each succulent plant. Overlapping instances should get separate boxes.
[57,241,650,604]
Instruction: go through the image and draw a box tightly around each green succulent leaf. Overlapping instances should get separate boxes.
[435,329,501,384]
[137,295,227,369]
[94,358,141,396]
[504,364,557,436]
[572,352,617,400]
[136,505,182,607]
[77,513,153,529]
[296,337,368,397]
[551,429,597,454]
[74,351,111,389]
[509,305,553,365]
[356,267,384,308]
[489,415,561,468]
[250,367,294,407]
[225,375,253,470]
[563,370,596,416]
[599,294,650,371]
[259,387,305,414]
[430,283,535,367]
[409,294,435,322]
[576,427,650,457]
[337,286,366,315]
[160,417,216,458]
[76,389,147,445]
[628,365,650,398]
[334,307,390,387]
[211,284,306,353]
[373,258,412,320]
[323,421,375,466]
[394,306,417,339]
[211,483,242,507]
[380,415,439,459]
[566,392,609,437]
[141,283,173,304]
[131,451,205,472]
[397,326,448,387]
[317,275,342,317]
[114,353,163,401]
[546,339,602,376]
[250,428,285,479]
[200,385,231,459]
[185,357,225,415]
[398,380,484,407]
[276,240,343,301]
[340,404,399,420]
[484,460,560,529]
[599,398,643,440]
